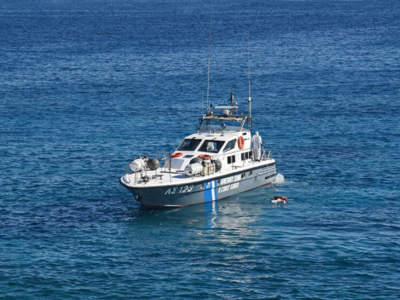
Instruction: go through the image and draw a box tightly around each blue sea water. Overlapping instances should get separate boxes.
[1,0,400,298]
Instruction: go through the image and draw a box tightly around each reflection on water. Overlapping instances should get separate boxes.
[128,186,278,230]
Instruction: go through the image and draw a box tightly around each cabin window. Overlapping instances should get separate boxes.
[223,139,237,152]
[227,155,236,164]
[198,140,225,153]
[242,152,250,161]
[177,139,202,151]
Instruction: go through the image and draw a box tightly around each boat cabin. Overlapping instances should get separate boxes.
[164,107,254,173]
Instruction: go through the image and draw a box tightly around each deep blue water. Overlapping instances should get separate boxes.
[1,0,400,299]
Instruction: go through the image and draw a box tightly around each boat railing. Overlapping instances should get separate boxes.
[124,147,273,185]
[124,152,172,184]
[198,124,248,133]
[260,148,272,161]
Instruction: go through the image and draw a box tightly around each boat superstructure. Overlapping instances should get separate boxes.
[120,96,277,209]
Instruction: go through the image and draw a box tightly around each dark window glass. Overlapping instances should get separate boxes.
[198,140,225,153]
[177,139,202,151]
[232,155,236,163]
[228,156,232,164]
[223,139,237,152]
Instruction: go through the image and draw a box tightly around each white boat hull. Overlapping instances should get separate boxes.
[120,162,276,209]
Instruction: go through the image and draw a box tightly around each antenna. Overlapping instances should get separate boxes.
[229,87,234,106]
[206,0,214,112]
[247,34,252,130]
[201,90,203,115]
[202,90,204,115]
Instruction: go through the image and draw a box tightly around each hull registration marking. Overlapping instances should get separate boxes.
[164,185,194,195]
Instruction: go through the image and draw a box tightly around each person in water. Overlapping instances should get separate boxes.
[252,131,263,161]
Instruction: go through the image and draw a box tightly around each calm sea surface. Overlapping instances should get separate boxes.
[1,0,399,299]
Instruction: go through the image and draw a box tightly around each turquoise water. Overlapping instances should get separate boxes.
[1,0,399,298]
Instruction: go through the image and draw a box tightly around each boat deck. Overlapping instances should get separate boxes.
[122,157,276,188]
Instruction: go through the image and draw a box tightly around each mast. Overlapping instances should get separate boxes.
[202,90,204,115]
[206,0,214,112]
[247,35,252,130]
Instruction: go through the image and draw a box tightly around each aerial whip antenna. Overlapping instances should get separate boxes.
[202,90,204,115]
[206,0,214,112]
[247,34,252,130]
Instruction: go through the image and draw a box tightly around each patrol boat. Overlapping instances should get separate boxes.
[119,91,278,209]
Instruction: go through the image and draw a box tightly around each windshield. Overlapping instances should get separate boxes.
[198,140,225,153]
[177,139,202,151]
[223,139,237,152]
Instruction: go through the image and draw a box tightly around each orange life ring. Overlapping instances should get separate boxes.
[171,152,183,158]
[198,154,211,160]
[238,136,245,149]
[274,196,288,200]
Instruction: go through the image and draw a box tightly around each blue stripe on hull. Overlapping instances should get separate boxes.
[204,180,218,212]
[204,180,218,202]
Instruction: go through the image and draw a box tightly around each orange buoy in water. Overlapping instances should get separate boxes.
[274,196,288,200]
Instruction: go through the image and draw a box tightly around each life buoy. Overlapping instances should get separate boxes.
[198,154,212,160]
[238,136,245,149]
[171,152,183,158]
[274,196,288,200]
